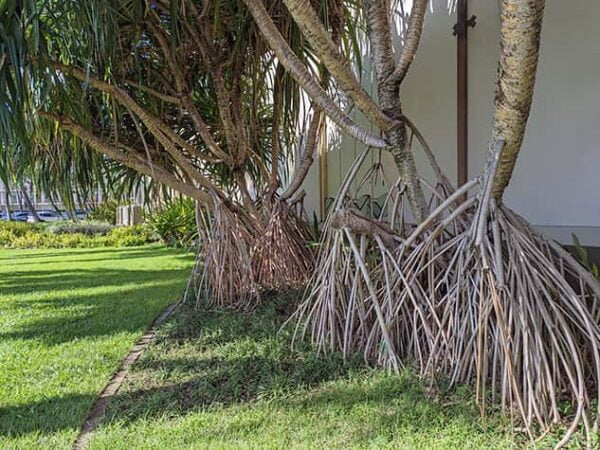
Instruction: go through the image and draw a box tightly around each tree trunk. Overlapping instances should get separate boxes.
[20,184,40,222]
[281,0,392,131]
[241,0,388,149]
[491,0,546,200]
[4,188,11,220]
[379,84,429,223]
[363,0,429,223]
[390,0,429,85]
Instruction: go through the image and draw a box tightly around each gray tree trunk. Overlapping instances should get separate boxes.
[4,189,11,220]
[20,184,40,222]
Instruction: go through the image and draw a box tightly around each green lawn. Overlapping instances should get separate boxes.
[3,246,580,449]
[88,298,517,449]
[0,246,195,449]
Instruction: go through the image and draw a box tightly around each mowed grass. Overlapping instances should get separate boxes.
[89,297,518,449]
[0,246,194,449]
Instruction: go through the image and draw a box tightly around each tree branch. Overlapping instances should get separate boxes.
[119,78,181,104]
[51,62,220,192]
[389,0,429,86]
[330,208,403,248]
[38,111,212,205]
[180,95,233,164]
[269,64,285,195]
[364,0,396,82]
[144,20,237,165]
[241,0,388,149]
[281,106,322,200]
[282,0,392,131]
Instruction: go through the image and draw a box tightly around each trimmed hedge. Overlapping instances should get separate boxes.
[46,220,115,236]
[0,221,156,248]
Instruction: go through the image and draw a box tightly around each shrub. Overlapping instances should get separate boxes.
[572,234,600,281]
[107,225,153,247]
[147,198,198,248]
[0,221,156,249]
[47,220,114,236]
[0,221,41,236]
[87,201,117,224]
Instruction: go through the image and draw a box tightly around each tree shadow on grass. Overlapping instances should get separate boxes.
[0,247,197,443]
[0,268,191,344]
[0,302,511,445]
[1,267,190,297]
[97,305,506,442]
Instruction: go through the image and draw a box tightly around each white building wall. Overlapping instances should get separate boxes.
[301,0,600,245]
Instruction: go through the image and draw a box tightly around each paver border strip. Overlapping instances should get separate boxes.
[72,301,180,450]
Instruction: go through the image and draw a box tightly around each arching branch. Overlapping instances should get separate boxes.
[364,0,396,82]
[389,0,429,86]
[51,62,221,192]
[241,0,388,149]
[282,0,392,131]
[281,106,322,200]
[38,111,213,205]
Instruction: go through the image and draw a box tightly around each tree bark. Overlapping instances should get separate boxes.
[389,0,429,86]
[491,0,546,201]
[241,0,388,149]
[330,208,402,248]
[281,0,392,131]
[281,107,322,200]
[364,0,429,222]
[38,111,213,205]
[52,62,221,192]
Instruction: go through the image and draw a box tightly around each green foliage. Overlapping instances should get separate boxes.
[0,220,42,236]
[147,198,198,248]
[88,201,118,224]
[0,221,154,248]
[46,220,114,236]
[572,234,600,280]
[0,0,341,211]
[108,225,154,247]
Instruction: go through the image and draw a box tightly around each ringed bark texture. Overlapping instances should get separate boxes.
[241,0,388,149]
[363,0,429,222]
[390,0,429,86]
[491,0,546,200]
[282,0,392,131]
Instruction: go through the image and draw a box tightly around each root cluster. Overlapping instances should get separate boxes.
[189,197,313,310]
[291,155,600,446]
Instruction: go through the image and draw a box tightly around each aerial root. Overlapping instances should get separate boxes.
[292,163,600,447]
[251,200,313,291]
[194,197,257,310]
[399,200,600,448]
[188,197,314,310]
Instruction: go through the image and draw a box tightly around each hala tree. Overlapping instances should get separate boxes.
[243,0,599,445]
[0,0,356,303]
[1,0,599,445]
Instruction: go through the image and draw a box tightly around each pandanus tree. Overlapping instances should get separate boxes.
[244,0,599,445]
[0,0,357,305]
[2,0,599,445]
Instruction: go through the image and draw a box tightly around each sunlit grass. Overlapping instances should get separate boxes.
[2,246,584,449]
[0,245,194,449]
